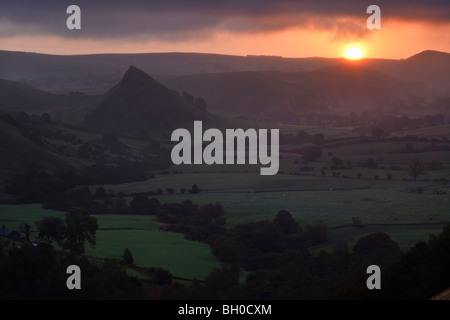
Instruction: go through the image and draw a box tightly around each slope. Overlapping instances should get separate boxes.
[82,66,211,137]
[0,79,57,112]
[0,111,71,183]
[163,62,421,119]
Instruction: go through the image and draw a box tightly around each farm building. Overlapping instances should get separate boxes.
[0,227,19,240]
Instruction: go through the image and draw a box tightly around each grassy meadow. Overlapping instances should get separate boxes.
[0,204,220,280]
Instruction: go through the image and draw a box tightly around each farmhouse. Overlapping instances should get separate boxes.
[0,226,19,240]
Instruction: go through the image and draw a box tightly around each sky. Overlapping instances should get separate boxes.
[0,0,449,59]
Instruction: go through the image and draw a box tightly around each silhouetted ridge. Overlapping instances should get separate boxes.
[83,66,208,137]
[119,65,160,87]
[406,50,450,62]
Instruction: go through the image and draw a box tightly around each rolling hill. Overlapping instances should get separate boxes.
[82,65,211,137]
[0,49,448,124]
[163,62,424,119]
[0,110,71,183]
[0,50,340,94]
[0,66,226,137]
[1,49,448,96]
[0,79,56,112]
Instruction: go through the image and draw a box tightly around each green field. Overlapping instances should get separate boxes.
[0,204,65,232]
[0,204,220,280]
[91,171,450,227]
[85,229,220,280]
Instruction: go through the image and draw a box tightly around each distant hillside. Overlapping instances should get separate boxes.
[0,78,104,125]
[0,111,71,183]
[0,50,342,93]
[1,49,448,123]
[82,66,211,137]
[162,71,298,119]
[163,63,422,119]
[304,62,417,104]
[1,49,449,97]
[392,50,450,94]
[0,79,56,112]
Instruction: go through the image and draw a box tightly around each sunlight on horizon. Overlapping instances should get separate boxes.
[345,47,363,59]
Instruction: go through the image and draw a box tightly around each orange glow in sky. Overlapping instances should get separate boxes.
[1,18,449,59]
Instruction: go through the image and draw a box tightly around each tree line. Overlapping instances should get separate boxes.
[5,199,450,300]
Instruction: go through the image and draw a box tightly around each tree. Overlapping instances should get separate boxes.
[363,158,378,169]
[274,210,299,235]
[35,216,65,245]
[409,158,426,180]
[189,184,201,194]
[62,208,98,254]
[19,223,32,241]
[130,194,150,214]
[205,264,240,295]
[331,157,344,169]
[123,248,134,265]
[305,223,328,246]
[353,232,402,268]
[153,268,173,286]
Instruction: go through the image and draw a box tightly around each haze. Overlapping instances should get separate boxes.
[0,0,449,58]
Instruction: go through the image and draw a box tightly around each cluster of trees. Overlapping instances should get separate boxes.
[181,91,208,110]
[297,148,441,182]
[323,224,450,299]
[149,205,450,300]
[154,214,406,300]
[159,201,225,241]
[173,223,450,300]
[35,208,98,254]
[0,241,146,299]
[0,207,149,299]
[5,198,450,300]
[208,211,328,268]
[366,113,446,134]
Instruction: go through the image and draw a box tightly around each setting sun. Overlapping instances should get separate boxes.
[345,47,363,60]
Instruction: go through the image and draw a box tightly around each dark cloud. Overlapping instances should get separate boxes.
[0,0,448,40]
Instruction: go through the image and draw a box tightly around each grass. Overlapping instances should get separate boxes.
[96,173,450,228]
[85,229,220,280]
[0,204,65,235]
[0,204,220,280]
[95,214,160,230]
[93,172,374,195]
